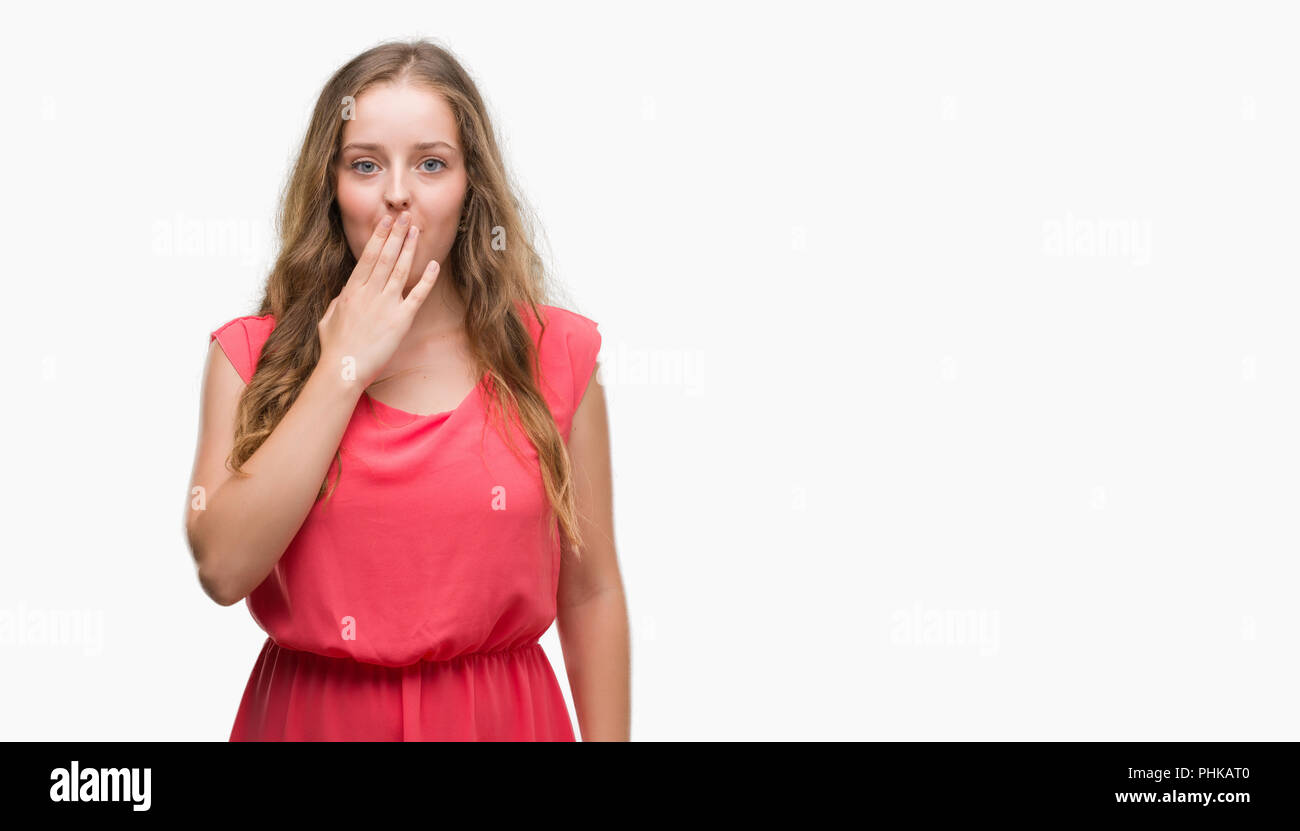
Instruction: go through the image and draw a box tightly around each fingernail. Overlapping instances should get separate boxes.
[380,216,393,228]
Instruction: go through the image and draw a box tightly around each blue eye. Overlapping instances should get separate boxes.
[349,158,446,174]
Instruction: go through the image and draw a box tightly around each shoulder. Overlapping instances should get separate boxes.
[528,304,601,365]
[208,313,277,384]
[521,303,603,440]
[538,303,598,330]
[211,312,275,337]
[539,302,601,349]
[521,303,598,338]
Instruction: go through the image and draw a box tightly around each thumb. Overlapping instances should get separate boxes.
[321,295,340,327]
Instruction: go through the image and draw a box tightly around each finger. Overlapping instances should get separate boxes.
[400,259,441,314]
[363,211,411,291]
[383,224,420,295]
[349,215,397,290]
[320,295,339,327]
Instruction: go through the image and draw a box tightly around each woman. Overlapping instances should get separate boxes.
[185,39,629,741]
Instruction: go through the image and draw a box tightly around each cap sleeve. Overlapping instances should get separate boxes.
[209,314,276,385]
[566,313,602,417]
[527,305,601,442]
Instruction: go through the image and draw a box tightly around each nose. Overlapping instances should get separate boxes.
[384,171,412,213]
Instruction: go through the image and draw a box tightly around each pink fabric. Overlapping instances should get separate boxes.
[208,303,600,741]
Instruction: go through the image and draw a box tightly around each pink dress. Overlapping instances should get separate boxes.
[208,303,600,741]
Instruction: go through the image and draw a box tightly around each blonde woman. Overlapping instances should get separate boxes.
[185,39,628,741]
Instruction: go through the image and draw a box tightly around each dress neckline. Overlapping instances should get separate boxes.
[361,371,488,423]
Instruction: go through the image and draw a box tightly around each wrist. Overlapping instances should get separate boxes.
[312,351,367,404]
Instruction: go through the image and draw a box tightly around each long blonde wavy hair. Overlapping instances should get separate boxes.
[224,39,588,558]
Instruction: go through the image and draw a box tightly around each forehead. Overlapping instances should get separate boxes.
[340,82,459,147]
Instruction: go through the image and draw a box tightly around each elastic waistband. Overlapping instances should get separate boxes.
[263,637,543,670]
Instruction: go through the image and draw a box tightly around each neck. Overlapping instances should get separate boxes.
[403,261,467,342]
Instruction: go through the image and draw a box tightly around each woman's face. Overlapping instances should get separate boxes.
[334,81,469,291]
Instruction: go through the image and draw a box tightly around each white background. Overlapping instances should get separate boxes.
[1,1,1296,740]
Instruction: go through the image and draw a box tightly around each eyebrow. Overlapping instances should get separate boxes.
[340,141,459,155]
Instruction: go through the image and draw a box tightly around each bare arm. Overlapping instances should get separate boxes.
[184,342,361,606]
[556,365,631,740]
[185,211,439,606]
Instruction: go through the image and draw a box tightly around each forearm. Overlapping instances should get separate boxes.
[191,360,362,605]
[556,586,630,741]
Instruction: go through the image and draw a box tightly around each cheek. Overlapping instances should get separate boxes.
[334,183,371,253]
[429,178,468,223]
[413,202,459,239]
